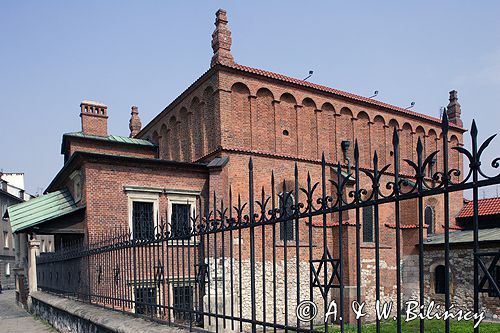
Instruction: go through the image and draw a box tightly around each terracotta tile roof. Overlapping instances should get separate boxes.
[457,197,500,219]
[229,63,464,130]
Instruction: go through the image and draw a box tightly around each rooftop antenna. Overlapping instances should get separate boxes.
[405,101,415,110]
[303,70,314,81]
[369,90,379,98]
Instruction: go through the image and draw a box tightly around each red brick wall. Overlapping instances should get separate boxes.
[217,69,464,170]
[115,64,467,323]
[137,66,463,213]
[82,161,208,243]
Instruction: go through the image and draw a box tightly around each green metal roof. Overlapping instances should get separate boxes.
[425,228,500,245]
[7,188,85,233]
[64,132,156,147]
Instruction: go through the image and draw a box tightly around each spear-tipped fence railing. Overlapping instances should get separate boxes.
[37,115,500,333]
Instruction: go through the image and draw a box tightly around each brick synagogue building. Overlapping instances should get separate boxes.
[8,9,490,329]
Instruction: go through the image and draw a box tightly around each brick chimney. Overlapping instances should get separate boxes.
[210,9,235,67]
[80,100,108,136]
[129,105,142,138]
[446,90,463,127]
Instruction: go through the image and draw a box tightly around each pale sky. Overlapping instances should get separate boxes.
[1,1,499,196]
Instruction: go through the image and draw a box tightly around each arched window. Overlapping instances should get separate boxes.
[425,206,435,234]
[362,206,374,243]
[434,265,446,294]
[279,192,295,241]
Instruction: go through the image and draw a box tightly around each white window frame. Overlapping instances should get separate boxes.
[127,192,160,240]
[5,262,10,276]
[167,194,196,242]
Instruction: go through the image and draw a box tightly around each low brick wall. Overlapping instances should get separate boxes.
[30,291,189,333]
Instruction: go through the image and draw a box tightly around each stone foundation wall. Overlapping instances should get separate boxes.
[204,257,325,332]
[399,244,500,322]
[402,254,420,303]
[359,256,399,322]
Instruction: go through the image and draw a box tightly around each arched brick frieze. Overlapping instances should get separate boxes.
[401,122,414,173]
[415,125,426,158]
[230,82,251,149]
[427,129,439,176]
[277,93,298,155]
[387,119,400,172]
[355,111,371,168]
[160,124,168,159]
[254,88,276,152]
[318,102,336,161]
[337,107,354,162]
[372,115,386,166]
[299,98,318,159]
[203,86,217,153]
[151,130,159,145]
[191,97,204,160]
[179,107,191,161]
[168,116,179,160]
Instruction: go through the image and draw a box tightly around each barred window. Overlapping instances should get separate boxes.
[279,193,295,241]
[134,287,157,315]
[362,206,374,243]
[425,206,435,234]
[173,285,194,321]
[171,204,190,240]
[132,202,155,240]
[434,265,446,294]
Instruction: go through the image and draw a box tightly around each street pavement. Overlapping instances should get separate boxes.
[0,290,54,333]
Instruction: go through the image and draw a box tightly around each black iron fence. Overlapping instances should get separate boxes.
[37,115,500,333]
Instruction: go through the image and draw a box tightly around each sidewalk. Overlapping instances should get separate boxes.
[0,290,54,333]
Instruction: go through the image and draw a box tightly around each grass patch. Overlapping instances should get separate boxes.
[317,319,500,333]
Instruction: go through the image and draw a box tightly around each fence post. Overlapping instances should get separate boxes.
[28,237,40,294]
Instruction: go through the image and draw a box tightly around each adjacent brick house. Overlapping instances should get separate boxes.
[9,9,470,325]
